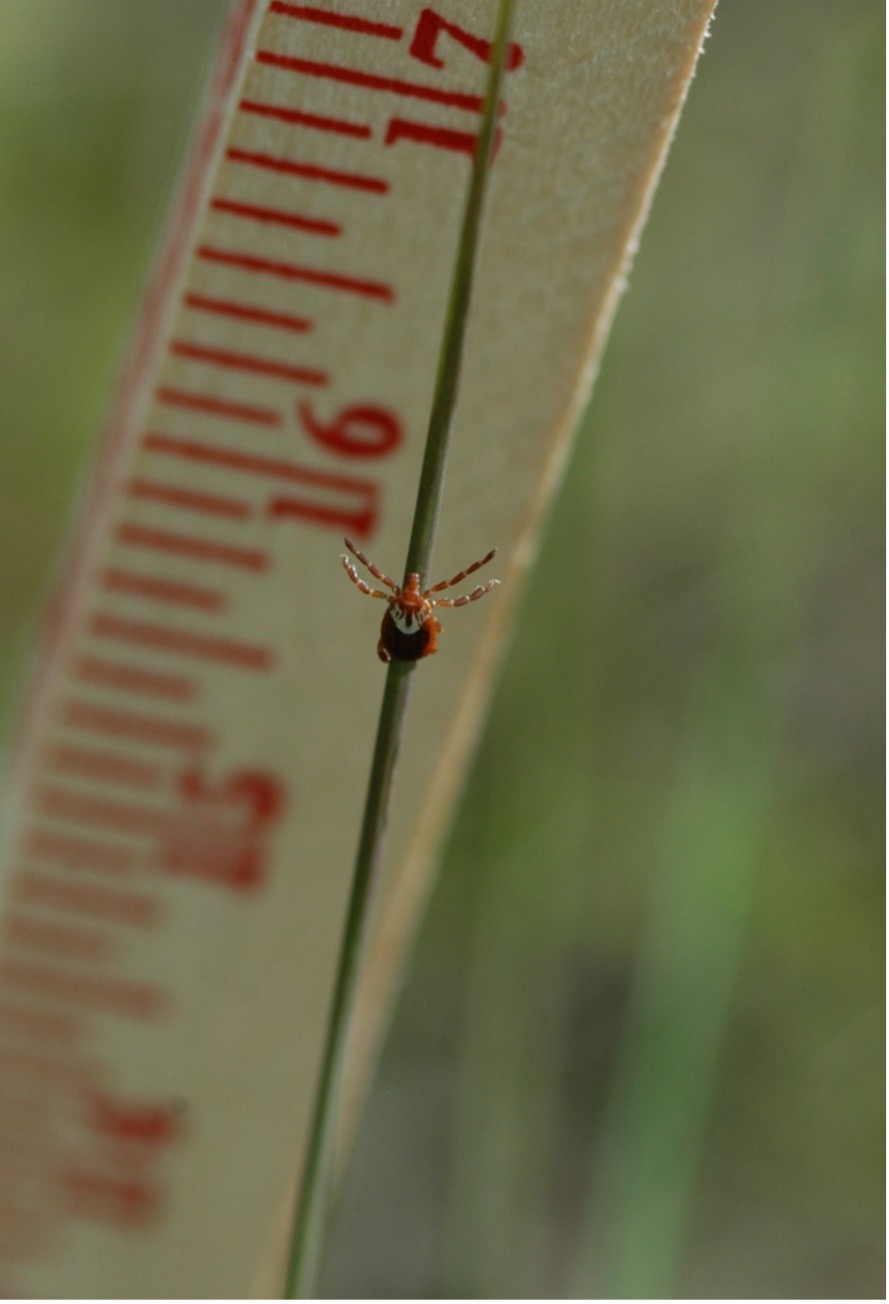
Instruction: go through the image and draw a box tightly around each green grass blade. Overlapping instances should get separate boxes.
[283,1,519,1295]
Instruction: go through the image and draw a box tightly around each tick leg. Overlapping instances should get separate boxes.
[432,578,500,608]
[342,555,389,599]
[343,537,397,591]
[424,548,496,596]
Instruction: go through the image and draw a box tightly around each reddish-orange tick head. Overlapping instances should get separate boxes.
[341,538,499,663]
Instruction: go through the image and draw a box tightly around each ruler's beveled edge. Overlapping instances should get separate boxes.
[0,0,266,821]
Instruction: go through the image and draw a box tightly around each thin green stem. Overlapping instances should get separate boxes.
[285,662,413,1299]
[404,0,515,583]
[283,1,518,1296]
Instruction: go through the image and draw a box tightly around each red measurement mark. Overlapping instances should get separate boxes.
[14,870,161,929]
[254,49,499,116]
[268,1,402,40]
[0,1002,80,1042]
[212,195,340,237]
[198,244,393,301]
[143,435,378,537]
[239,97,370,140]
[144,432,380,538]
[74,655,197,703]
[0,957,165,1022]
[128,478,252,521]
[171,340,328,387]
[156,385,282,426]
[34,787,174,840]
[89,1091,184,1147]
[184,290,312,334]
[91,613,274,672]
[5,914,115,967]
[24,828,136,877]
[0,1043,90,1085]
[60,1170,160,1231]
[409,9,524,73]
[44,744,163,792]
[116,522,269,572]
[61,701,211,751]
[385,116,501,158]
[101,568,225,614]
[226,146,387,195]
[144,431,363,489]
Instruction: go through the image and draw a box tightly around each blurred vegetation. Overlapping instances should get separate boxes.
[0,0,883,1298]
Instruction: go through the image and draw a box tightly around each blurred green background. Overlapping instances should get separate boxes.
[0,0,883,1297]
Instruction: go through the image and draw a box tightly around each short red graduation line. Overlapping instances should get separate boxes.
[143,432,373,493]
[101,568,226,613]
[156,386,282,426]
[211,196,341,236]
[226,147,388,194]
[254,49,497,116]
[238,97,371,140]
[127,479,253,521]
[90,612,275,672]
[268,2,403,41]
[72,655,197,703]
[170,340,328,386]
[60,700,212,751]
[115,523,269,572]
[183,292,313,334]
[197,245,393,301]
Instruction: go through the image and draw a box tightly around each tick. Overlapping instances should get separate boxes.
[342,537,499,663]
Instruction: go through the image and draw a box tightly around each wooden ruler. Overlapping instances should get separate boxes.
[0,1,716,1294]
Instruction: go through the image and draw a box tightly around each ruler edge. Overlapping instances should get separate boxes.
[1,0,264,822]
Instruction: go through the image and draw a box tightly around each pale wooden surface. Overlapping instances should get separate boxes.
[0,1,717,1295]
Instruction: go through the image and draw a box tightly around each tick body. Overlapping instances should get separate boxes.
[342,538,499,663]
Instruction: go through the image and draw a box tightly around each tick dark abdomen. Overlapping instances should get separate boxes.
[379,611,435,662]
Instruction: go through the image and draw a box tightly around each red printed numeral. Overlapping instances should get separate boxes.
[268,472,380,540]
[391,9,523,159]
[298,400,401,459]
[165,767,286,893]
[409,8,524,72]
[278,404,402,539]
